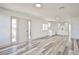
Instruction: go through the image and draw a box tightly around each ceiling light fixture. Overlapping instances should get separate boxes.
[35,3,42,8]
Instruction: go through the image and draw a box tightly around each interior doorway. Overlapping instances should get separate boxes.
[11,17,32,45]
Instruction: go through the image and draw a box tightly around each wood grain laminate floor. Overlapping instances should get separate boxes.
[0,35,79,55]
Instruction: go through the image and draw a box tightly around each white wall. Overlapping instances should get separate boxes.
[0,14,10,46]
[31,19,49,40]
[18,18,49,41]
[71,17,79,39]
[0,7,49,42]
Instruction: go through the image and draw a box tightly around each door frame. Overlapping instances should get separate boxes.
[10,16,19,45]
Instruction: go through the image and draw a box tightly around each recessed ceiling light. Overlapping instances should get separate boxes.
[35,3,42,8]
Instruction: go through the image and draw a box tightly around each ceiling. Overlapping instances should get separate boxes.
[0,3,79,21]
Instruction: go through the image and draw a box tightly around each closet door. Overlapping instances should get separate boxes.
[0,15,10,48]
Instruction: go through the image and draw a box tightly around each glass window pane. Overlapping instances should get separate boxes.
[12,18,17,42]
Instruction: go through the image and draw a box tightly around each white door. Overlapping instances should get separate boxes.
[11,17,32,45]
[18,18,28,43]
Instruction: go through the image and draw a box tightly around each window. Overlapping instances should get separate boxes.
[42,24,48,31]
[12,18,17,42]
[48,23,51,28]
[28,20,31,39]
